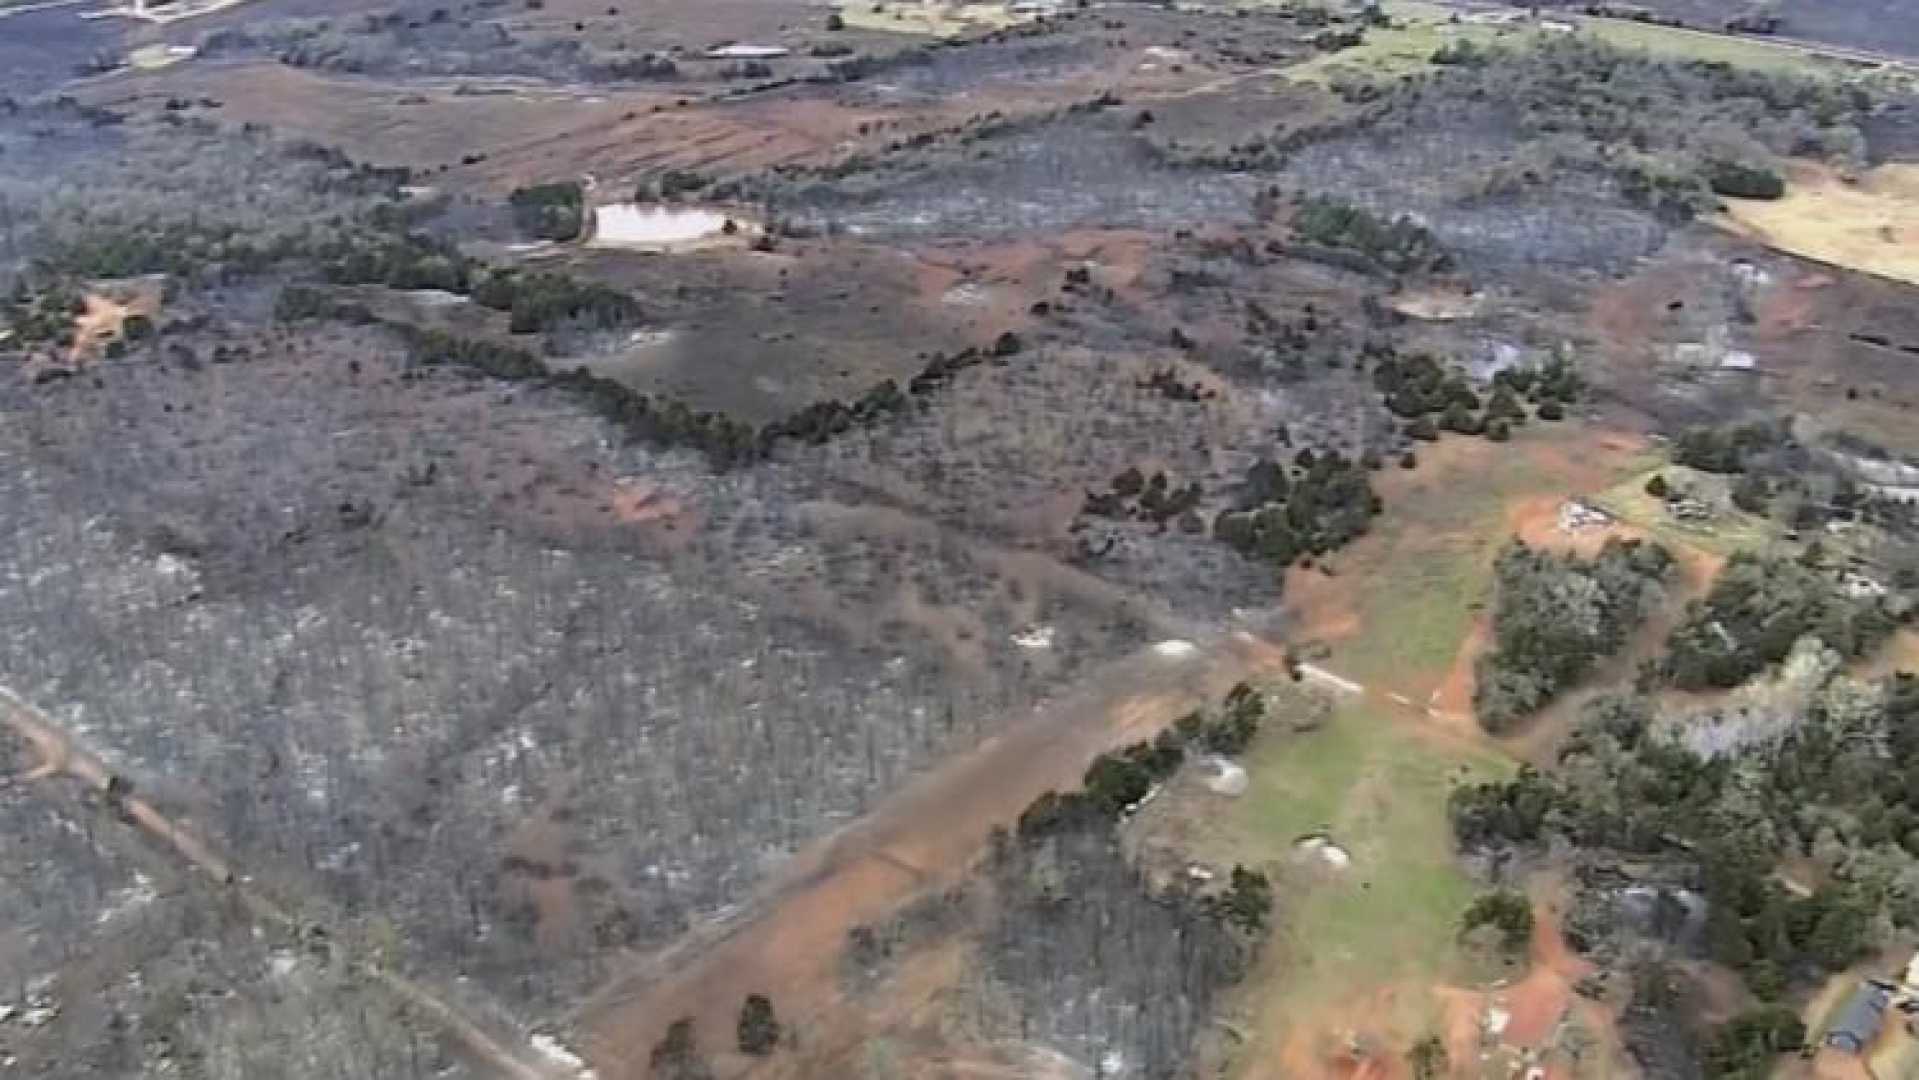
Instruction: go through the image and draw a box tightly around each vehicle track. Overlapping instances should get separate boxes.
[0,683,570,1080]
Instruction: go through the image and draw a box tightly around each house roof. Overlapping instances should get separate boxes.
[1826,984,1892,1047]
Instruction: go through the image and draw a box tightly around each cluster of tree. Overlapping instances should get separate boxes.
[1454,664,1919,1017]
[1703,1006,1805,1078]
[31,218,310,282]
[472,268,641,334]
[761,340,1027,450]
[759,379,909,446]
[869,682,1278,1073]
[1670,420,1791,475]
[641,169,711,202]
[315,229,643,333]
[984,799,1263,1073]
[278,280,1039,469]
[1659,551,1900,690]
[200,13,683,84]
[1459,888,1534,950]
[1,279,85,348]
[1081,467,1205,529]
[1287,194,1450,275]
[1372,353,1578,440]
[507,180,585,241]
[907,344,994,395]
[1136,367,1215,402]
[1020,682,1269,841]
[1213,448,1382,572]
[648,1019,712,1080]
[1705,160,1786,201]
[1366,36,1869,221]
[1474,537,1674,732]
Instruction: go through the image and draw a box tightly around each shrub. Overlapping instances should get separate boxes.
[1706,161,1786,200]
[737,994,780,1056]
[1460,889,1533,949]
[507,181,586,241]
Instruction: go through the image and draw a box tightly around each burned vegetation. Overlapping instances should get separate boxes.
[4,0,1919,1076]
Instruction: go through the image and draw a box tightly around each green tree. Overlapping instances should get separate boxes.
[737,994,781,1056]
[1220,864,1274,933]
[1408,1033,1450,1079]
[650,1018,713,1080]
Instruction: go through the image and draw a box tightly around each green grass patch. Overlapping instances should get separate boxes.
[1589,462,1781,558]
[1226,697,1513,1015]
[1317,430,1632,688]
[1577,17,1875,80]
[1281,11,1479,85]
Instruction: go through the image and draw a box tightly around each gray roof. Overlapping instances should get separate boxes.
[1826,984,1892,1048]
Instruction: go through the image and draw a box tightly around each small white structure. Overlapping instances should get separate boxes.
[1296,836,1351,870]
[1011,625,1055,651]
[704,43,790,60]
[1719,350,1758,371]
[589,204,743,250]
[1558,500,1613,532]
[1201,756,1248,797]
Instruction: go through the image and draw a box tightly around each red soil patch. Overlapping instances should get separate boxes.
[1429,615,1488,725]
[1752,271,1831,343]
[607,477,687,525]
[1267,983,1420,1080]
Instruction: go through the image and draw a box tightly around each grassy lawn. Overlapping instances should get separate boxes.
[1310,428,1654,692]
[1238,701,1510,989]
[1280,6,1491,86]
[1576,17,1864,78]
[1193,426,1657,1071]
[1589,462,1782,558]
[1719,163,1919,288]
[1196,696,1511,1072]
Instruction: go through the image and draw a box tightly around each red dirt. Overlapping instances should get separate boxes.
[1429,615,1488,724]
[578,634,1287,1079]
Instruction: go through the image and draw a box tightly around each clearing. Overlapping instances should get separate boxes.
[1161,425,1659,1078]
[1285,424,1654,701]
[1211,695,1512,1080]
[1720,162,1919,287]
[833,0,1028,38]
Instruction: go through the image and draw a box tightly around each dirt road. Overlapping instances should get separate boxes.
[0,683,568,1080]
[578,631,1290,1078]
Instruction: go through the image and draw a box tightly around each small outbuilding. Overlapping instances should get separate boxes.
[1823,983,1892,1055]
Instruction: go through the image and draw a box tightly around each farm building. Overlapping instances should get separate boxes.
[1824,983,1892,1054]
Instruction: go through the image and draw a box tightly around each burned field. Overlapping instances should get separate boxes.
[5,0,1919,1078]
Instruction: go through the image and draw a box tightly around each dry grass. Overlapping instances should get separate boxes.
[1720,162,1919,287]
[835,0,1028,38]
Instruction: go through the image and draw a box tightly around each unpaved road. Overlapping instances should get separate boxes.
[579,631,1291,1078]
[0,683,567,1080]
